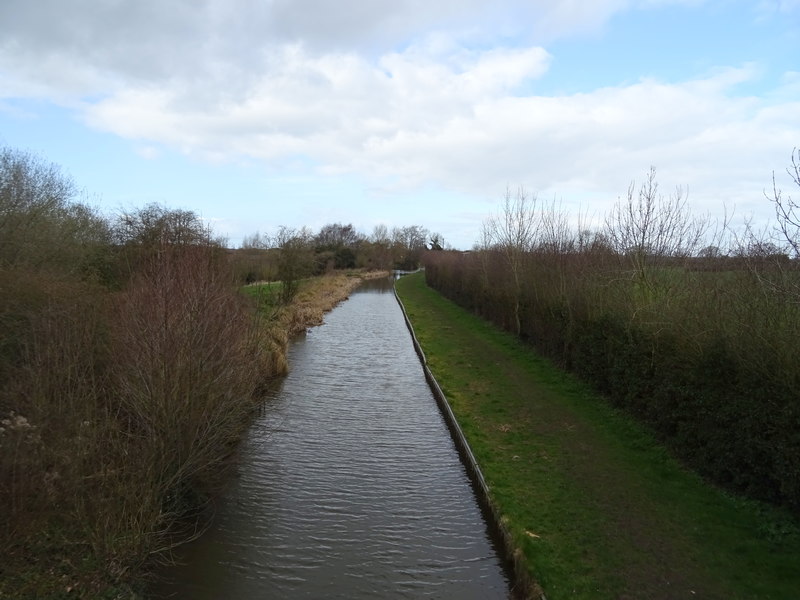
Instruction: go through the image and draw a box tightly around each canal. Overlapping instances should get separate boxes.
[150,276,511,599]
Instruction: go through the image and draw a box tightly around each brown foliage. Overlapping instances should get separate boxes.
[0,245,274,595]
[424,165,800,513]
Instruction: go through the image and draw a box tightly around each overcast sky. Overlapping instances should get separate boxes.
[1,0,798,249]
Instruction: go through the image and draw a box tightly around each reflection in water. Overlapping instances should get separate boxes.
[151,277,510,599]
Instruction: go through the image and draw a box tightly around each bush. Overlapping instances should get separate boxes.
[0,148,280,595]
[424,239,800,513]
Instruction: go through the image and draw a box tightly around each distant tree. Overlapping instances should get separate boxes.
[114,203,213,248]
[233,231,277,284]
[537,199,574,255]
[315,223,361,251]
[313,223,362,271]
[429,232,445,251]
[356,224,393,270]
[275,226,313,303]
[699,245,722,258]
[241,231,270,250]
[740,240,788,261]
[370,224,390,245]
[391,225,428,269]
[604,167,708,290]
[0,146,110,274]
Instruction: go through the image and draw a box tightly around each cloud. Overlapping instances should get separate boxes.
[1,0,797,234]
[78,40,798,220]
[81,41,554,174]
[0,0,664,100]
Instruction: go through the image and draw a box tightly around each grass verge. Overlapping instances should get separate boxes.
[396,271,800,600]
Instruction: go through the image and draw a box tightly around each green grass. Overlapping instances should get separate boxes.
[396,271,800,600]
[241,281,283,312]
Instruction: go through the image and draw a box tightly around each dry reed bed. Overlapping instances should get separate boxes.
[280,272,387,334]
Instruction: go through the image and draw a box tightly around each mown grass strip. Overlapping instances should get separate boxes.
[396,271,800,600]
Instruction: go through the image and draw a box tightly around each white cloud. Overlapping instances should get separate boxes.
[0,0,665,101]
[1,0,796,240]
[81,41,555,175]
[78,44,798,222]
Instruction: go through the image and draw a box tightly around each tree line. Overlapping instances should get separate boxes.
[231,221,439,298]
[423,152,800,514]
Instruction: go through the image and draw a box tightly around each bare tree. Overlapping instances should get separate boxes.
[370,224,390,245]
[605,167,708,290]
[359,224,393,270]
[737,149,800,304]
[767,147,800,259]
[391,225,428,269]
[428,232,445,251]
[484,186,539,335]
[114,204,212,248]
[538,197,574,255]
[313,223,363,271]
[315,223,361,250]
[241,231,271,250]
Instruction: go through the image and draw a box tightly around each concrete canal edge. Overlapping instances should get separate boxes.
[393,284,546,600]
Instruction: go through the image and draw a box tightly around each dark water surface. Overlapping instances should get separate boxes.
[150,277,511,599]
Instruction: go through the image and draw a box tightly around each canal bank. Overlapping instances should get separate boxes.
[394,271,800,600]
[150,276,512,599]
[394,277,543,600]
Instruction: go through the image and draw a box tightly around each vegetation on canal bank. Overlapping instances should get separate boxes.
[0,269,373,599]
[422,160,800,515]
[0,145,391,599]
[244,271,390,376]
[396,271,800,600]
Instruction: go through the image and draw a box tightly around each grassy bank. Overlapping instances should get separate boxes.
[244,271,388,374]
[395,271,800,600]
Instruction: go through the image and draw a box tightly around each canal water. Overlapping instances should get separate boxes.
[150,276,511,599]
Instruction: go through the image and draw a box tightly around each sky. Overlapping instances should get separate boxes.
[1,0,798,249]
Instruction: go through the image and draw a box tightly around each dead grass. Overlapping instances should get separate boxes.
[255,271,387,372]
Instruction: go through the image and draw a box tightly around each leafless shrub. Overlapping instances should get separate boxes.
[483,186,540,335]
[769,148,800,259]
[731,150,800,306]
[0,275,112,574]
[111,246,267,503]
[604,167,709,290]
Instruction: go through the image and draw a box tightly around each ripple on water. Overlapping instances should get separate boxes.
[151,278,511,599]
